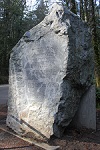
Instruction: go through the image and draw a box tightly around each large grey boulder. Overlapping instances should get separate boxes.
[6,3,94,140]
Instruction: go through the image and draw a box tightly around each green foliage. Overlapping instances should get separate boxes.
[0,0,26,78]
[0,0,48,84]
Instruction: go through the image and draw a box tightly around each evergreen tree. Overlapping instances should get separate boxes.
[0,0,26,83]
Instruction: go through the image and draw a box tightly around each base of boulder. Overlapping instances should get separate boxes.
[70,85,96,130]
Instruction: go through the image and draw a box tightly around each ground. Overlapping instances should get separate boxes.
[0,105,100,150]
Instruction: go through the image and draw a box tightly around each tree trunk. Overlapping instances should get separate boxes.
[80,0,85,20]
[84,0,89,21]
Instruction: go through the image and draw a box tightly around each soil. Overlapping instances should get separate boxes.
[0,104,100,150]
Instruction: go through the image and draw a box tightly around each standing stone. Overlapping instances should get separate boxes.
[6,3,94,140]
[70,85,96,130]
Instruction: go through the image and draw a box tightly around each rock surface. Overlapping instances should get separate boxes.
[70,85,96,130]
[7,3,94,140]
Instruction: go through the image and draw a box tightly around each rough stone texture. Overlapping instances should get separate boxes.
[70,85,96,130]
[6,3,94,140]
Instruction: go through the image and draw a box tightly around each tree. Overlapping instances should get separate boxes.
[84,0,89,21]
[80,0,85,20]
[24,0,48,29]
[88,0,100,87]
[0,0,49,83]
[0,0,26,83]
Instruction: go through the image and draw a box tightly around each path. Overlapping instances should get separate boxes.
[0,85,9,104]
